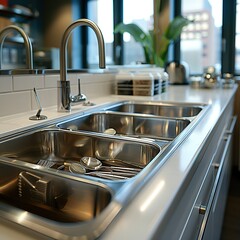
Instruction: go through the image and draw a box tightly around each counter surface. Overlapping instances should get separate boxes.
[0,85,237,239]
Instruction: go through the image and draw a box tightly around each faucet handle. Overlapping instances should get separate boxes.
[70,78,87,104]
[77,78,81,96]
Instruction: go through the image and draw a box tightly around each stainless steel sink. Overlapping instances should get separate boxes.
[104,101,205,118]
[57,112,190,141]
[0,100,209,239]
[0,129,160,179]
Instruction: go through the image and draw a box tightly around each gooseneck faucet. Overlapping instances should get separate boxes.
[57,19,106,112]
[0,25,33,69]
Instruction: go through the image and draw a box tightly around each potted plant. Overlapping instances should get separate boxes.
[114,16,192,67]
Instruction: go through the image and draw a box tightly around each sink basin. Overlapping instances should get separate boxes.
[0,159,119,239]
[57,112,190,141]
[0,129,160,179]
[104,101,205,118]
[0,129,160,238]
[0,162,111,223]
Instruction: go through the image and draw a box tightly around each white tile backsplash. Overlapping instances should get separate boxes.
[0,72,115,117]
[68,73,78,84]
[0,91,32,117]
[13,75,44,91]
[31,88,57,110]
[0,75,13,93]
[44,74,59,88]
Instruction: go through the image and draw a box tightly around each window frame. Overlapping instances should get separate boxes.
[221,0,237,75]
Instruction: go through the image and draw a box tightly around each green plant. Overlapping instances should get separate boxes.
[114,16,192,67]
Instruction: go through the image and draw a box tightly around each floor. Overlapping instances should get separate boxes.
[221,167,240,239]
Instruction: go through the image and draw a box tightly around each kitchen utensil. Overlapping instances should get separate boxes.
[68,162,87,174]
[68,162,129,180]
[80,156,141,173]
[80,156,102,170]
[95,151,144,169]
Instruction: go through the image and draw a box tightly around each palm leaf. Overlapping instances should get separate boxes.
[114,23,148,43]
[158,36,170,63]
[165,16,192,40]
[114,16,191,66]
[114,23,153,63]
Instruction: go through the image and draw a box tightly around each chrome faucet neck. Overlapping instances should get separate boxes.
[60,18,105,82]
[0,25,33,69]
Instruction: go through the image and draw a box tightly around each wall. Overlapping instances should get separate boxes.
[43,0,73,49]
[42,0,74,67]
[0,72,115,117]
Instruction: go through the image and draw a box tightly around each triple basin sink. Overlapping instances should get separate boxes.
[0,100,208,239]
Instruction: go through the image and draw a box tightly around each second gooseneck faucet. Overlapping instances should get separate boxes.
[0,25,33,69]
[57,19,106,112]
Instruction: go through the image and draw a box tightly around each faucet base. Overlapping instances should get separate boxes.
[57,80,71,112]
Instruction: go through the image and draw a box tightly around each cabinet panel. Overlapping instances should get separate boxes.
[180,135,226,239]
[180,116,236,240]
[202,132,233,240]
[179,164,214,239]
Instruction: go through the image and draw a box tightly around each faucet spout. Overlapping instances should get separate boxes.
[0,25,33,69]
[58,19,106,112]
[60,18,105,82]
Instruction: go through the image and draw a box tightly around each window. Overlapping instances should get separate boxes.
[86,0,153,66]
[181,0,223,74]
[82,0,238,73]
[87,0,113,67]
[123,0,153,65]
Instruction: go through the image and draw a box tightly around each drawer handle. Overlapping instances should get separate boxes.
[199,205,206,215]
[212,163,220,169]
[225,116,237,134]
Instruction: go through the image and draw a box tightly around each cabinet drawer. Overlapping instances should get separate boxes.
[180,129,231,239]
[199,117,236,239]
[180,160,214,239]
